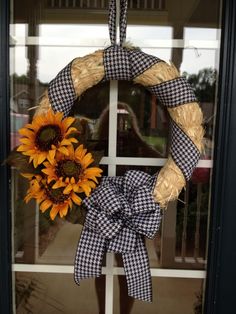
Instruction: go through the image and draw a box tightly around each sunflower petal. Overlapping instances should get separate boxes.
[21,173,34,179]
[81,153,94,168]
[72,184,79,192]
[75,145,87,160]
[70,177,75,184]
[61,138,73,146]
[63,184,73,194]
[71,192,82,205]
[52,181,66,189]
[19,138,34,145]
[47,149,56,164]
[37,153,47,165]
[62,117,75,132]
[54,111,64,123]
[58,146,69,156]
[18,128,35,138]
[33,155,39,168]
[59,204,69,217]
[80,182,91,197]
[65,127,77,136]
[67,137,78,143]
[40,199,52,212]
[24,194,33,203]
[17,145,32,152]
[50,205,60,220]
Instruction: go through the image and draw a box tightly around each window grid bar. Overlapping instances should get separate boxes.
[100,157,213,168]
[12,264,206,279]
[105,80,119,314]
[11,36,220,49]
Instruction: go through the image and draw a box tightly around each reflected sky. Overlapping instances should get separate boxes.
[11,24,220,82]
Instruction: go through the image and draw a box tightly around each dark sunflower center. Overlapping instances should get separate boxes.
[56,160,82,181]
[45,182,69,204]
[35,124,62,151]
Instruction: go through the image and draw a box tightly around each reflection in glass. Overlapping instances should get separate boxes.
[15,272,104,314]
[11,0,222,313]
[117,81,169,158]
[114,276,203,314]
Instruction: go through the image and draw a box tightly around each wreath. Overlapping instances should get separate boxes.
[10,0,203,303]
[36,51,203,210]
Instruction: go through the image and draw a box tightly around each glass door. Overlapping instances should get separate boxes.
[10,0,222,313]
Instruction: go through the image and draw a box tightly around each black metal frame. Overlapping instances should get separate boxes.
[0,0,12,313]
[1,0,236,313]
[204,0,236,313]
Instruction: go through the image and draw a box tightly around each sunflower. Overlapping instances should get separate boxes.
[24,175,82,220]
[17,109,78,168]
[40,181,82,220]
[23,174,45,204]
[42,144,103,197]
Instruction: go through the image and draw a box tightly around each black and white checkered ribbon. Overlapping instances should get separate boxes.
[74,170,162,302]
[171,121,201,180]
[48,61,76,117]
[108,0,128,45]
[148,77,197,108]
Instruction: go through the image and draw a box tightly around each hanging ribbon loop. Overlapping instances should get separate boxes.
[108,0,128,45]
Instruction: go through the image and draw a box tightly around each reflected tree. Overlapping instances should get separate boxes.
[183,68,217,102]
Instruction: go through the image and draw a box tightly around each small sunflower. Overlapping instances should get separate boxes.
[24,176,82,220]
[42,144,103,197]
[17,109,78,168]
[40,181,82,220]
[23,174,45,204]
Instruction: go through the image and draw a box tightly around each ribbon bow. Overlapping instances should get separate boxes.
[74,170,162,302]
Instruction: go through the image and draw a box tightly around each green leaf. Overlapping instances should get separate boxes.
[64,204,87,225]
[6,148,37,174]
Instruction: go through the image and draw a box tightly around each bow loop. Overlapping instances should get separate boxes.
[131,185,157,215]
[123,170,154,197]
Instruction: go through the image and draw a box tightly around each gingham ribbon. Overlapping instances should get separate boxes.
[108,0,128,45]
[74,170,162,302]
[104,0,162,80]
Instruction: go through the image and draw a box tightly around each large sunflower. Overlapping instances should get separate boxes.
[17,109,78,168]
[42,144,103,197]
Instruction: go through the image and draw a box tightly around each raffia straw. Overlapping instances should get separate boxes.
[35,49,204,208]
[153,157,186,207]
[35,91,51,116]
[36,50,104,116]
[134,61,179,86]
[168,103,204,152]
[133,60,204,207]
[71,50,104,96]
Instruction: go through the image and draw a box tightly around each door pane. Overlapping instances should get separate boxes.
[10,0,221,313]
[15,272,105,314]
[114,276,203,314]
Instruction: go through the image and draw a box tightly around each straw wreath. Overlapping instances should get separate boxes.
[35,49,204,208]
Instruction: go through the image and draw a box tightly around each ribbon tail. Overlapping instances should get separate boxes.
[122,235,152,302]
[74,228,106,285]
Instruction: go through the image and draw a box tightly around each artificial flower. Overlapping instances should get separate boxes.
[42,144,103,197]
[17,109,78,168]
[24,176,82,220]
